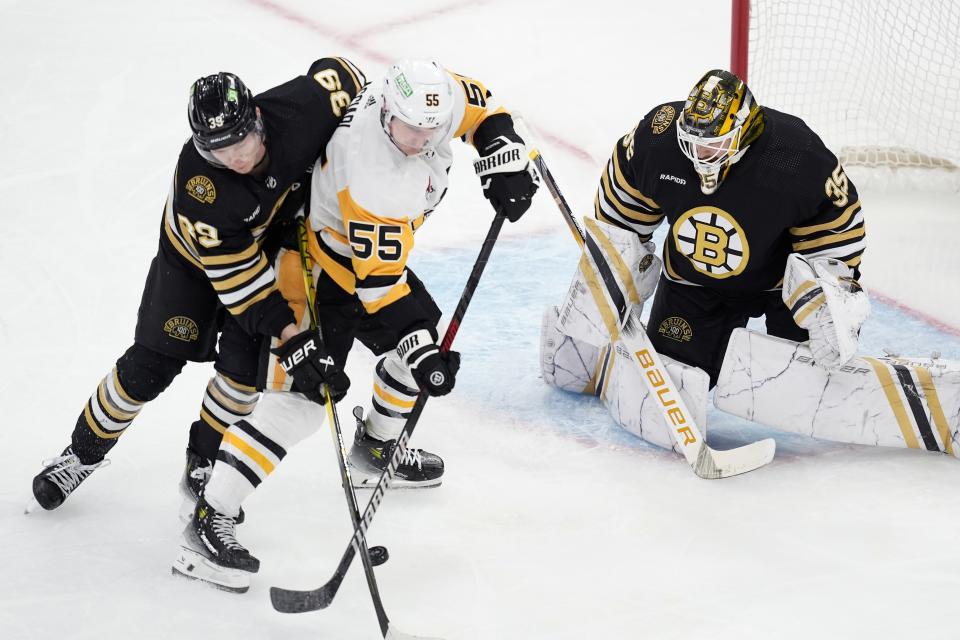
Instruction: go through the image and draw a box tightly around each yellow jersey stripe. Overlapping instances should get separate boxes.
[612,148,659,208]
[791,226,865,251]
[790,201,862,236]
[199,242,260,267]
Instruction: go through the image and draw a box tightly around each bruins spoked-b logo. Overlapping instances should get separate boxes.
[658,316,693,342]
[186,176,216,204]
[672,206,750,279]
[164,316,199,342]
[650,105,676,135]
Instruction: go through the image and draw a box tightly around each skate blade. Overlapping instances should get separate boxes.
[24,497,45,515]
[172,546,252,594]
[350,472,443,490]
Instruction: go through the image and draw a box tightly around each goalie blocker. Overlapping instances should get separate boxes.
[716,328,960,457]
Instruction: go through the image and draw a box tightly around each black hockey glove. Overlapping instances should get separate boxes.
[474,135,540,223]
[397,329,461,397]
[271,330,350,404]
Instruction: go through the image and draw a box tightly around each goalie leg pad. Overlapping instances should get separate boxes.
[716,328,960,456]
[556,217,661,347]
[542,305,710,453]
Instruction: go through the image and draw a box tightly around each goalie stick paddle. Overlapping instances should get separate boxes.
[270,210,508,622]
[516,122,775,479]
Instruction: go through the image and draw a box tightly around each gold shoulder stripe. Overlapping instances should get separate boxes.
[790,200,861,236]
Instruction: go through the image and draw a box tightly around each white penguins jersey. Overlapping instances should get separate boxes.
[307,70,507,316]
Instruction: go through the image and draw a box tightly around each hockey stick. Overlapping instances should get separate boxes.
[524,134,775,478]
[278,219,425,640]
[270,210,508,620]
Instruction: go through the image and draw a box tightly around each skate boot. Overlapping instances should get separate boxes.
[347,406,444,489]
[178,449,243,524]
[172,497,259,593]
[31,446,110,510]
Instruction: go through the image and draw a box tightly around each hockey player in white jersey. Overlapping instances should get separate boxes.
[173,59,538,590]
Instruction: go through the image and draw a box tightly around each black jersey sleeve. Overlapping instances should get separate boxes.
[787,142,865,279]
[594,106,667,241]
[165,164,294,339]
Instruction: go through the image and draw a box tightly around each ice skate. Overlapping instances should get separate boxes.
[172,497,259,593]
[30,446,110,511]
[347,407,444,489]
[178,449,243,524]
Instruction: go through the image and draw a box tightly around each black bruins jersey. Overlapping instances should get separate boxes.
[595,101,865,294]
[161,57,366,338]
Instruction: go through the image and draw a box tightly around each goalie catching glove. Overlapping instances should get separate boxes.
[474,134,539,222]
[782,253,871,369]
[271,330,350,404]
[397,329,461,396]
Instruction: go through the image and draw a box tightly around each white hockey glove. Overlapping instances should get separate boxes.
[782,253,871,369]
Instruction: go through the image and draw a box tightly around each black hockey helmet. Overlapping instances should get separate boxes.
[188,72,261,153]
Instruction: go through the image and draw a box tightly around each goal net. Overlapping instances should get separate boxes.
[733,0,960,190]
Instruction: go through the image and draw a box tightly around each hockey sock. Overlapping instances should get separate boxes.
[71,367,146,465]
[204,391,324,517]
[366,355,420,442]
[188,373,259,460]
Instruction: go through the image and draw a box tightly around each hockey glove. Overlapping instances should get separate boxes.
[474,135,539,223]
[397,329,461,396]
[782,254,871,369]
[271,330,350,404]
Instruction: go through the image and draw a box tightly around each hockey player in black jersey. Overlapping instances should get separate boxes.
[30,58,362,516]
[541,69,869,453]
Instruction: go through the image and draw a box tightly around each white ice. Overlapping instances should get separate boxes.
[2,1,959,639]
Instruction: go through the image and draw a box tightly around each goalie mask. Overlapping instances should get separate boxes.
[381,59,454,157]
[676,69,764,195]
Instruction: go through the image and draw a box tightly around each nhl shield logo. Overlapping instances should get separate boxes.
[163,316,200,342]
[658,316,693,342]
[186,176,216,204]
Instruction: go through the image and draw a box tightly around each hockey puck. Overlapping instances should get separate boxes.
[368,545,389,566]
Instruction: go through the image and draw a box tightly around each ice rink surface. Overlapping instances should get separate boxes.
[1,1,959,639]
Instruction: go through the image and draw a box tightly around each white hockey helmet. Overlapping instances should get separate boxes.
[381,59,454,156]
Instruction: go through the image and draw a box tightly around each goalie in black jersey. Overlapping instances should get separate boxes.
[541,69,869,453]
[30,58,365,517]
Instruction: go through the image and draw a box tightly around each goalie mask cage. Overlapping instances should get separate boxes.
[731,0,960,190]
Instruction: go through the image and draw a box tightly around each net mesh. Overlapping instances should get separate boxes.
[747,1,960,183]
